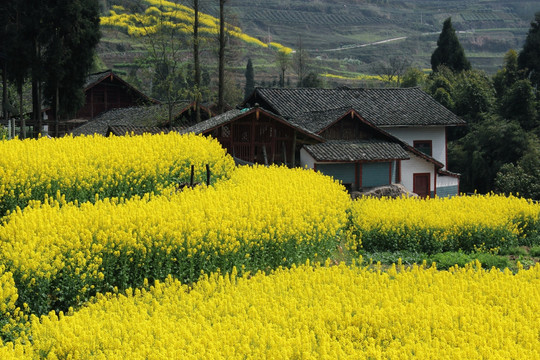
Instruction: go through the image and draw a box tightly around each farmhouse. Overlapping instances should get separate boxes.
[186,87,465,197]
[42,70,159,136]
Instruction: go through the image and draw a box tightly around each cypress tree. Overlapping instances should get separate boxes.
[217,0,227,113]
[244,58,254,99]
[41,0,101,135]
[518,12,540,88]
[431,18,471,72]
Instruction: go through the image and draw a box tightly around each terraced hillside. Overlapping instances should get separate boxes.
[223,0,536,72]
[98,0,538,90]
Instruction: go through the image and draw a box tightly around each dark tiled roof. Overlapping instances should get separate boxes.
[184,108,249,134]
[438,169,460,177]
[250,87,466,127]
[185,107,325,142]
[84,70,113,89]
[108,125,186,136]
[291,107,353,133]
[71,104,186,136]
[304,140,410,162]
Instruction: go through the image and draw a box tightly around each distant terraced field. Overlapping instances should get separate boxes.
[97,0,537,89]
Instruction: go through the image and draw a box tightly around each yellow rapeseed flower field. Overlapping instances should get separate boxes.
[348,194,540,253]
[0,133,235,216]
[3,262,536,359]
[0,165,350,316]
[1,131,539,357]
[100,0,292,53]
[0,267,27,343]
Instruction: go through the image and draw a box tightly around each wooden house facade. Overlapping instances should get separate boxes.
[74,70,157,120]
[185,87,465,197]
[187,107,322,167]
[45,70,158,136]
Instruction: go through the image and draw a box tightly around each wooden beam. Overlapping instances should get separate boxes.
[262,145,268,165]
[282,141,287,166]
[291,131,297,167]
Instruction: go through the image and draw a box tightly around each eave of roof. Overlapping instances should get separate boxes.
[304,140,410,162]
[185,107,325,142]
[438,169,461,178]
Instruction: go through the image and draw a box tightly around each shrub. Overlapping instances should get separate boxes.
[529,246,540,257]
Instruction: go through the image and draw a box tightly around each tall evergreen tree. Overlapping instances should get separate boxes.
[518,11,540,88]
[431,18,471,72]
[192,0,201,123]
[217,0,227,113]
[0,1,16,137]
[41,0,101,136]
[1,0,100,137]
[244,58,254,99]
[20,0,47,136]
[493,49,520,100]
[501,79,538,130]
[2,0,35,138]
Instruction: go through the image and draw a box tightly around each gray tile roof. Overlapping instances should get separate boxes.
[185,107,324,141]
[304,140,410,162]
[291,107,353,133]
[250,87,466,127]
[184,108,249,134]
[71,104,186,136]
[84,70,113,89]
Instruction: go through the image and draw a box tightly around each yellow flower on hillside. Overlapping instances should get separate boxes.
[11,262,540,358]
[348,194,540,253]
[0,165,350,316]
[0,132,235,216]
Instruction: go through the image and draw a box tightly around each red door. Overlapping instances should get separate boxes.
[413,173,431,198]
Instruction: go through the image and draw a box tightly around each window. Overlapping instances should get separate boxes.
[413,140,432,157]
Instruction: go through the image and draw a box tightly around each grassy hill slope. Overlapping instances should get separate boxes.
[97,0,538,93]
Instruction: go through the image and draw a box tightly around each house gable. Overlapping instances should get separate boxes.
[175,102,214,127]
[186,107,322,166]
[312,108,400,141]
[76,70,158,120]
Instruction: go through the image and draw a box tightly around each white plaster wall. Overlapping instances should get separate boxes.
[300,148,316,169]
[400,152,435,194]
[382,126,447,168]
[437,175,459,188]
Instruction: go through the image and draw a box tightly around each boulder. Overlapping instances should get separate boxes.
[350,184,417,199]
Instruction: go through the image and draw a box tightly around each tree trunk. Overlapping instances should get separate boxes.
[2,61,8,137]
[218,0,226,113]
[193,0,201,122]
[55,85,59,137]
[32,41,42,137]
[19,85,25,139]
